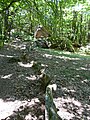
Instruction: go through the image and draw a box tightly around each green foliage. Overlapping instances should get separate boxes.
[0,0,90,51]
[59,38,74,52]
[0,41,4,48]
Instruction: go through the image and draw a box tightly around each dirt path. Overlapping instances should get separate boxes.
[0,39,90,120]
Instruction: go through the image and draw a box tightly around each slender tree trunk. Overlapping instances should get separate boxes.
[3,9,9,40]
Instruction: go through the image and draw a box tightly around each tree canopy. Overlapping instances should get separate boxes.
[0,0,90,51]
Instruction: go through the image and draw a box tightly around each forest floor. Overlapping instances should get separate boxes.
[0,39,90,120]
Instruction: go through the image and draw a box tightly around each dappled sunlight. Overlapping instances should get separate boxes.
[0,54,14,58]
[81,79,88,83]
[0,99,24,119]
[9,38,27,50]
[43,53,80,60]
[18,60,34,67]
[1,74,13,79]
[43,54,53,59]
[26,75,37,81]
[0,37,90,119]
[80,67,90,70]
[54,97,83,120]
[62,87,76,93]
[41,63,48,67]
[72,61,77,64]
[57,108,74,120]
[10,43,26,50]
[0,98,40,119]
[0,54,5,57]
[75,74,80,78]
[25,114,37,120]
[76,67,90,71]
[55,55,80,60]
[6,55,17,58]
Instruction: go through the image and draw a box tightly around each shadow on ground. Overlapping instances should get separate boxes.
[0,39,90,120]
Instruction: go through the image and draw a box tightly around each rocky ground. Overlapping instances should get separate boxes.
[0,39,90,120]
